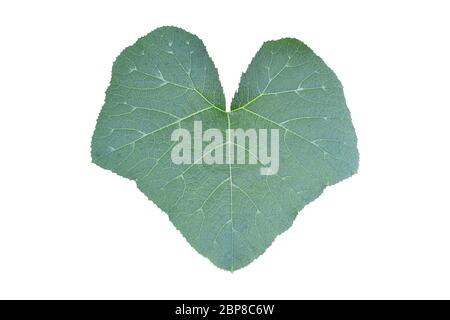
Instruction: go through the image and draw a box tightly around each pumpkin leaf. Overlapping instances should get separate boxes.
[91,26,358,271]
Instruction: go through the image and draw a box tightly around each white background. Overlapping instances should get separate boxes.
[1,0,449,299]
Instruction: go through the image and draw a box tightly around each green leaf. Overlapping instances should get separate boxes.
[91,26,359,271]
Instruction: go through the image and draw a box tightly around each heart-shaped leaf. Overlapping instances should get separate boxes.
[91,26,359,271]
